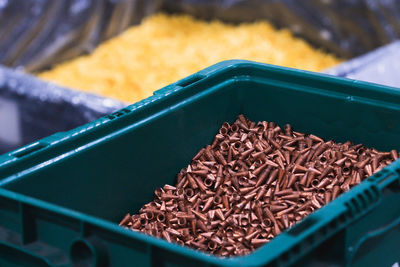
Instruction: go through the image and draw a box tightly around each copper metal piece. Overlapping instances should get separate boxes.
[317,188,325,194]
[157,213,166,223]
[240,216,249,226]
[202,197,213,212]
[191,169,209,177]
[286,173,297,188]
[145,211,154,221]
[191,219,197,234]
[196,220,209,232]
[193,148,205,161]
[201,232,214,239]
[266,169,279,185]
[162,230,172,242]
[227,147,233,163]
[319,166,332,179]
[131,219,141,229]
[270,205,287,212]
[317,178,331,188]
[312,143,327,160]
[240,148,255,160]
[311,179,320,188]
[279,215,288,229]
[309,134,323,143]
[275,156,285,170]
[343,152,357,160]
[222,122,230,129]
[220,195,230,211]
[255,168,269,187]
[254,186,266,201]
[332,185,340,200]
[192,210,207,221]
[306,172,315,187]
[276,206,295,217]
[208,240,218,251]
[264,159,279,168]
[274,189,293,196]
[231,124,239,132]
[244,191,257,200]
[244,229,260,242]
[391,149,398,160]
[194,176,207,192]
[178,217,187,226]
[355,158,369,169]
[184,188,194,198]
[280,172,290,189]
[207,210,216,221]
[280,193,300,201]
[263,207,276,224]
[324,191,332,204]
[364,164,373,176]
[215,209,225,221]
[176,187,185,196]
[186,174,198,189]
[335,157,347,166]
[293,164,308,173]
[191,241,207,250]
[273,222,281,235]
[305,206,315,214]
[119,213,132,226]
[252,162,267,176]
[295,152,309,166]
[254,205,263,221]
[213,195,222,205]
[251,238,269,247]
[187,194,198,204]
[166,228,181,237]
[176,240,185,246]
[310,196,322,209]
[214,150,227,166]
[269,139,281,149]
[163,184,177,191]
[371,156,380,172]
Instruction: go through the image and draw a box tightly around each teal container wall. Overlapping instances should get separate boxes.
[0,60,399,266]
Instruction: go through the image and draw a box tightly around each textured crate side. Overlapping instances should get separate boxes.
[0,162,398,266]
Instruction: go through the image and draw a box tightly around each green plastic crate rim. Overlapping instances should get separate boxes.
[0,60,399,266]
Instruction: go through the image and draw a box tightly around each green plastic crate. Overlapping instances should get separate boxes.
[0,60,399,267]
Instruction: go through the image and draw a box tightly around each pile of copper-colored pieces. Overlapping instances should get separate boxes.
[119,115,398,256]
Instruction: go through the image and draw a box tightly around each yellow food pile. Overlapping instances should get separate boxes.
[39,14,340,103]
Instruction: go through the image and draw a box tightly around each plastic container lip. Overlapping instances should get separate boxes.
[1,60,400,266]
[1,59,400,163]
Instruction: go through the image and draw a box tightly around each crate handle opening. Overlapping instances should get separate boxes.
[176,74,205,88]
[12,143,47,158]
[70,240,94,265]
[69,237,108,266]
[287,217,317,236]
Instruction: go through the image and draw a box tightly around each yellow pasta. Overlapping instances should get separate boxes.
[39,13,341,103]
